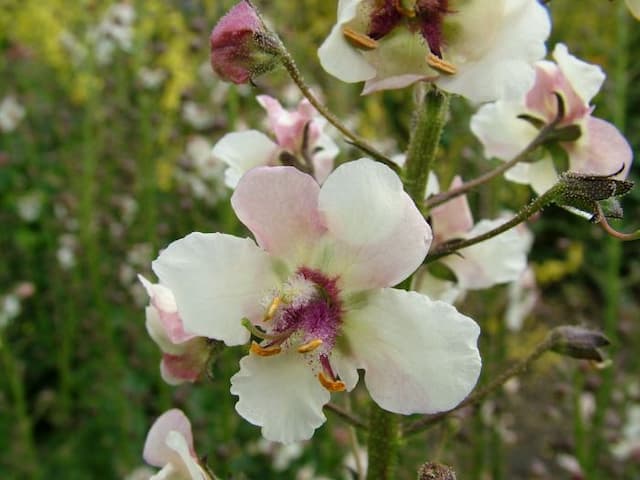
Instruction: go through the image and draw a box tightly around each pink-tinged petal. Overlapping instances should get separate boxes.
[567,117,633,179]
[152,233,279,345]
[310,133,339,184]
[145,306,185,356]
[230,351,330,444]
[159,339,210,385]
[470,100,538,162]
[342,288,481,414]
[318,159,431,290]
[163,431,207,480]
[212,130,279,188]
[231,166,326,259]
[443,218,530,290]
[256,95,317,153]
[143,409,195,467]
[318,0,376,83]
[139,275,195,344]
[553,43,605,106]
[430,176,474,242]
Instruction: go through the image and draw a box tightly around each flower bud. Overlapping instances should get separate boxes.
[210,1,281,84]
[549,326,610,362]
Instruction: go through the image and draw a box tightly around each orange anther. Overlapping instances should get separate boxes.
[297,339,323,354]
[318,372,346,392]
[342,27,379,50]
[426,53,457,75]
[250,341,282,357]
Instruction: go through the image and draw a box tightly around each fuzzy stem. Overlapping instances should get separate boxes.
[426,184,560,263]
[366,403,401,480]
[403,87,450,209]
[278,50,398,171]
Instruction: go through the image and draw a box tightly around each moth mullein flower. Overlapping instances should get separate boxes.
[471,44,633,206]
[151,159,481,443]
[143,409,210,480]
[212,95,339,188]
[210,1,280,84]
[318,0,550,101]
[416,175,531,302]
[140,276,211,385]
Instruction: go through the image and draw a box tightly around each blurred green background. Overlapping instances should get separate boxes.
[1,0,639,478]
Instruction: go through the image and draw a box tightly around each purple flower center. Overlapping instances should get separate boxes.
[366,0,451,57]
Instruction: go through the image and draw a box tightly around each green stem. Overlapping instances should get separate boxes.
[366,403,400,480]
[278,50,398,171]
[402,87,449,209]
[426,184,560,263]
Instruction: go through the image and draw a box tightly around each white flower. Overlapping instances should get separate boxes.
[0,96,26,133]
[611,405,640,461]
[143,409,209,479]
[318,0,550,102]
[212,95,339,188]
[416,175,531,302]
[471,43,633,214]
[151,159,481,443]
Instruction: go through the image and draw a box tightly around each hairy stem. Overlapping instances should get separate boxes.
[366,403,401,480]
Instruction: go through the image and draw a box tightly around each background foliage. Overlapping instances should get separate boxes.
[1,1,639,478]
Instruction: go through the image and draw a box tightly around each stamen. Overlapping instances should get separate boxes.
[250,341,282,357]
[342,27,379,50]
[264,296,282,322]
[426,53,457,75]
[297,339,323,354]
[318,372,346,392]
[393,0,416,17]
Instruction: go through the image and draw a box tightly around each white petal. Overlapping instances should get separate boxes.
[439,0,550,102]
[412,270,464,305]
[230,351,330,443]
[318,159,430,290]
[470,101,538,161]
[627,0,640,19]
[553,43,605,105]
[143,409,194,467]
[342,288,481,414]
[317,1,376,83]
[145,306,184,356]
[165,430,207,479]
[443,218,530,290]
[211,130,278,188]
[152,233,279,345]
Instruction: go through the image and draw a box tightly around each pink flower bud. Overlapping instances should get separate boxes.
[210,1,279,84]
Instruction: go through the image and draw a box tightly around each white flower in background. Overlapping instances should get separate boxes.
[57,234,78,270]
[143,409,210,480]
[612,405,640,461]
[471,43,633,209]
[175,136,226,206]
[140,276,211,385]
[88,3,136,66]
[138,67,167,90]
[251,438,305,471]
[415,175,531,303]
[0,295,21,329]
[16,191,43,223]
[212,95,339,188]
[182,101,216,131]
[151,159,481,443]
[504,267,538,331]
[318,0,550,101]
[0,96,26,133]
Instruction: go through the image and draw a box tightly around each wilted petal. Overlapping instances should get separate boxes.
[231,166,326,260]
[318,159,431,290]
[230,351,330,443]
[342,288,481,414]
[153,233,279,345]
[212,130,279,188]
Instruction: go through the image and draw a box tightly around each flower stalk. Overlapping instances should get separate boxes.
[403,86,450,209]
[366,403,401,480]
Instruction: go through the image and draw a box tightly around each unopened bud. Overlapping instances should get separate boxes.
[418,462,457,480]
[549,326,610,362]
[210,1,281,84]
